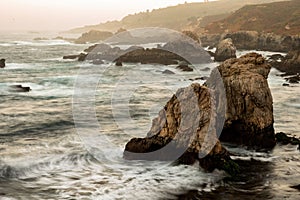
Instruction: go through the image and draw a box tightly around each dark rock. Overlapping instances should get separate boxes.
[162,69,175,75]
[0,59,5,68]
[115,61,123,66]
[124,83,237,174]
[206,53,276,149]
[268,54,284,62]
[214,38,236,62]
[78,53,87,62]
[274,51,300,76]
[285,74,300,84]
[282,83,290,87]
[291,184,300,191]
[275,132,300,146]
[9,85,31,92]
[63,55,80,60]
[176,64,193,72]
[115,48,188,65]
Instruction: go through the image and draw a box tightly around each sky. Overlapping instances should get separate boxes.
[0,0,210,31]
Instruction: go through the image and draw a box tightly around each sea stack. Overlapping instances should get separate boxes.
[124,83,237,174]
[206,53,276,149]
[0,59,5,68]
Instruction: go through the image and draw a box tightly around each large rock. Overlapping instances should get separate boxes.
[214,38,236,62]
[0,59,5,68]
[124,83,238,174]
[205,53,276,149]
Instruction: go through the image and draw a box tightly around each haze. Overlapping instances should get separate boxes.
[0,0,211,32]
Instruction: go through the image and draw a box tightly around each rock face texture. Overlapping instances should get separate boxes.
[206,53,276,149]
[0,59,5,68]
[214,38,236,62]
[124,83,236,173]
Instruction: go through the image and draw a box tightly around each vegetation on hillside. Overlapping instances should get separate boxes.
[66,0,287,34]
[205,0,300,35]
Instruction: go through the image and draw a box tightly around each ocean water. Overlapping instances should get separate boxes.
[0,33,299,200]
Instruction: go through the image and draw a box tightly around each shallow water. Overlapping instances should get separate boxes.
[0,33,299,200]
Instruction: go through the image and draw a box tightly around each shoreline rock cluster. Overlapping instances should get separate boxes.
[201,31,300,53]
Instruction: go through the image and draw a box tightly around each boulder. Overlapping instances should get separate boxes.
[124,83,238,174]
[0,59,5,68]
[214,38,236,62]
[9,85,31,92]
[115,61,123,66]
[275,51,300,76]
[162,69,175,75]
[276,132,300,146]
[176,64,193,72]
[205,53,276,149]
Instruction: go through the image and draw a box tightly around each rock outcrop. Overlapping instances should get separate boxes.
[200,31,300,52]
[273,51,300,76]
[124,83,238,174]
[9,85,31,92]
[205,53,276,149]
[0,59,5,68]
[75,30,113,44]
[214,38,236,62]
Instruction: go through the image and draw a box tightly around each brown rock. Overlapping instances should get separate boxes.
[214,38,236,62]
[205,53,276,149]
[124,83,234,173]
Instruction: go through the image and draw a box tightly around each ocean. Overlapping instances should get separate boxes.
[0,32,299,200]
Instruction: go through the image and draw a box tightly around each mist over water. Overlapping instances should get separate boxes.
[0,33,299,199]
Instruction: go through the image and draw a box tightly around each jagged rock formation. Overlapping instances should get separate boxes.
[214,38,236,62]
[0,59,5,68]
[124,83,237,174]
[205,53,276,149]
[274,51,300,76]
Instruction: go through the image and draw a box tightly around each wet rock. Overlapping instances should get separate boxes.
[206,53,276,149]
[291,184,300,191]
[176,64,193,72]
[0,59,5,68]
[115,48,187,65]
[9,85,31,92]
[282,83,290,87]
[285,74,300,84]
[214,38,236,62]
[63,55,80,60]
[124,83,237,174]
[275,132,300,146]
[274,51,300,76]
[115,61,123,66]
[78,53,87,62]
[162,69,175,75]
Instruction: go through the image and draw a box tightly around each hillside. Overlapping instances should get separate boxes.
[205,0,300,35]
[66,0,287,34]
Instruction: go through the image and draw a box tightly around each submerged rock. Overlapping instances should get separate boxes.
[0,59,5,68]
[176,64,193,72]
[275,132,300,146]
[9,85,31,92]
[124,83,237,174]
[214,38,236,62]
[206,53,276,149]
[162,69,175,75]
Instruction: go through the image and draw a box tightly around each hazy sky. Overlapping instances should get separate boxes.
[0,0,210,31]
